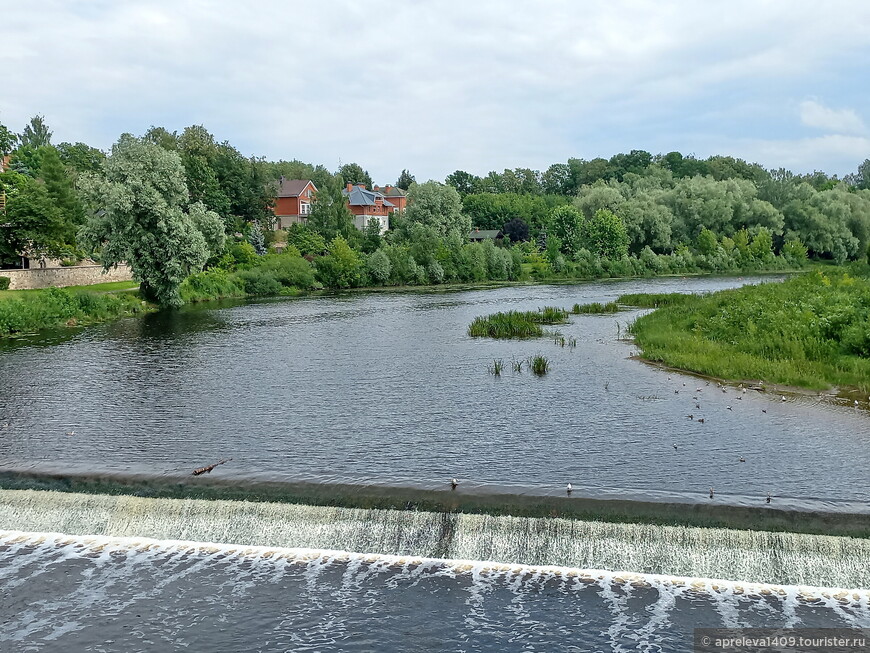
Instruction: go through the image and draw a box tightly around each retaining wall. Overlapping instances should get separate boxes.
[0,265,134,290]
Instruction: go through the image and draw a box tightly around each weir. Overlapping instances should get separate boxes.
[2,488,869,590]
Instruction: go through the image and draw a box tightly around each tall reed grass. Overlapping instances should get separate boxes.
[468,307,568,339]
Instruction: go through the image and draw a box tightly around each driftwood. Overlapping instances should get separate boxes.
[192,458,232,476]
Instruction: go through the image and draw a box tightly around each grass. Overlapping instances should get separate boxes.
[488,359,505,376]
[468,306,568,339]
[629,268,870,392]
[572,301,620,314]
[0,286,150,337]
[0,279,139,300]
[617,292,698,308]
[529,354,550,375]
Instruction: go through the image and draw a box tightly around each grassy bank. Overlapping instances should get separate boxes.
[629,268,870,392]
[0,286,150,337]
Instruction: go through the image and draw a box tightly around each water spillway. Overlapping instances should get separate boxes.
[2,489,869,590]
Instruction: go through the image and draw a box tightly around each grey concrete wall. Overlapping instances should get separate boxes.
[0,264,134,290]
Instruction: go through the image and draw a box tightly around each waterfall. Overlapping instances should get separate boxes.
[2,488,868,590]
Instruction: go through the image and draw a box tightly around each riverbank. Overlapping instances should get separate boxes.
[0,264,800,339]
[628,267,870,393]
[1,470,868,538]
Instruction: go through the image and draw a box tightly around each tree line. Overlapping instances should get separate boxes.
[1,114,868,307]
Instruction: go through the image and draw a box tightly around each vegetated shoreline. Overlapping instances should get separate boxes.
[0,266,801,340]
[627,267,870,395]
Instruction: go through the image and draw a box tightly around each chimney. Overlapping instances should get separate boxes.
[373,185,380,192]
[385,185,393,193]
[346,183,353,192]
[357,183,366,189]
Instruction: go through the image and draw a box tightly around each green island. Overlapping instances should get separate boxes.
[627,267,870,393]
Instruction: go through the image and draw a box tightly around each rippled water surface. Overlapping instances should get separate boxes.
[1,276,868,508]
[2,533,868,653]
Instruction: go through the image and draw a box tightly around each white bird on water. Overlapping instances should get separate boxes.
[566,483,573,494]
[450,478,458,490]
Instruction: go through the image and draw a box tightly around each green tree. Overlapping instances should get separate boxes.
[307,173,355,241]
[56,142,106,177]
[404,181,469,238]
[396,169,415,191]
[143,126,179,151]
[580,209,629,259]
[38,146,85,243]
[444,170,478,196]
[696,227,719,256]
[338,162,372,188]
[548,205,584,255]
[315,235,363,288]
[0,121,16,156]
[502,217,529,242]
[18,115,52,148]
[0,171,67,265]
[78,134,225,307]
[286,224,327,256]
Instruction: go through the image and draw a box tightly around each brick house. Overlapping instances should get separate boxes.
[273,177,317,229]
[342,183,406,234]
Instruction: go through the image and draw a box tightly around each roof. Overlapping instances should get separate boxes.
[381,186,406,197]
[469,229,503,240]
[276,178,317,197]
[343,185,395,207]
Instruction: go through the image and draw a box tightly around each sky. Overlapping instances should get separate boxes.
[2,1,869,184]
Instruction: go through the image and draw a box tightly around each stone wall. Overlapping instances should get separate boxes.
[0,264,134,290]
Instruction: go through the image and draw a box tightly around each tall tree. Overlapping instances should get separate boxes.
[19,115,52,148]
[0,171,67,265]
[38,146,85,242]
[0,121,16,156]
[403,181,469,238]
[444,170,478,196]
[338,162,372,188]
[78,134,225,307]
[56,142,106,177]
[396,169,416,191]
[307,173,355,242]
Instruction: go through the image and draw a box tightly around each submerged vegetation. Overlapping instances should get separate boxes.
[630,267,870,391]
[529,354,551,375]
[468,306,568,339]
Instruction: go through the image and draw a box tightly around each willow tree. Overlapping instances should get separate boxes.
[79,134,225,307]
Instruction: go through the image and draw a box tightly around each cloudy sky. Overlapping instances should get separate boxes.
[2,1,869,184]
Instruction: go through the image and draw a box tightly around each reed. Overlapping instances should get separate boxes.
[488,359,505,376]
[572,301,620,314]
[617,292,696,308]
[468,306,568,339]
[529,354,550,375]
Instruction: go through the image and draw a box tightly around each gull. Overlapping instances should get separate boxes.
[781,395,786,402]
[673,443,678,450]
[738,456,745,462]
[709,487,715,499]
[727,406,732,411]
[450,478,459,490]
[737,396,743,400]
[66,431,76,436]
[566,483,573,494]
[695,403,701,409]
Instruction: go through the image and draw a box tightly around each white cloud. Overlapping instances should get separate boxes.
[800,100,867,136]
[1,1,870,179]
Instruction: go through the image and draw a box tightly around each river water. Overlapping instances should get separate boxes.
[1,275,869,651]
[0,275,867,510]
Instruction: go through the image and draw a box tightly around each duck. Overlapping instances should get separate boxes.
[697,418,705,424]
[766,493,772,504]
[673,443,678,450]
[738,456,745,463]
[686,414,694,420]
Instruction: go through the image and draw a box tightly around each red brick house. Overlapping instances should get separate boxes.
[273,178,317,229]
[342,183,406,234]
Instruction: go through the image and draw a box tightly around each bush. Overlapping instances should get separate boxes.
[235,269,283,296]
[179,269,245,303]
[0,277,9,291]
[260,254,316,289]
[366,249,392,285]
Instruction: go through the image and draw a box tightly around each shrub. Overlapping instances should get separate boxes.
[0,277,9,291]
[180,269,245,303]
[235,269,282,296]
[260,254,316,289]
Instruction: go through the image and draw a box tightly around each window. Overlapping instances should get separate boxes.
[301,202,310,215]
[306,189,312,198]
